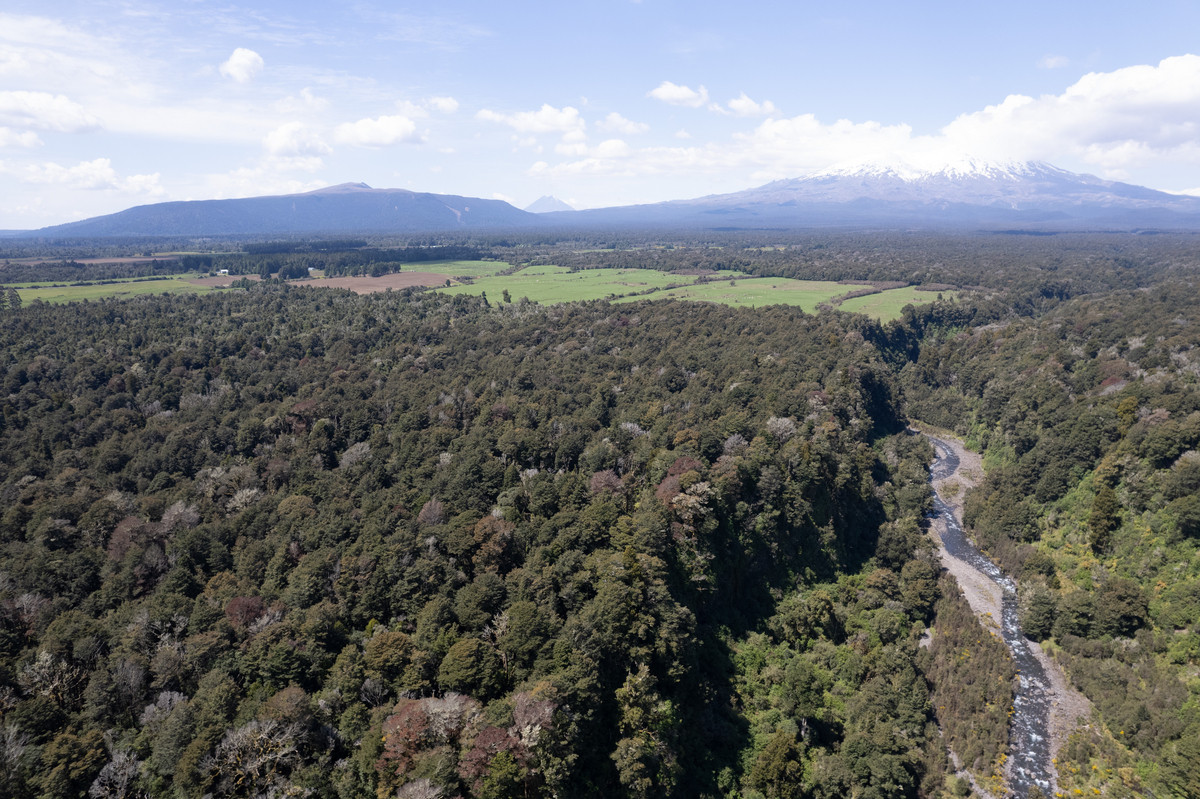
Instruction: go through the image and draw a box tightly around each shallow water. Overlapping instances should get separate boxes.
[927,435,1053,798]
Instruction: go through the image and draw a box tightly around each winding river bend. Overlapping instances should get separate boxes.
[927,435,1053,798]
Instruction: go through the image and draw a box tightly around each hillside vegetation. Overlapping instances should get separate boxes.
[1,230,1199,798]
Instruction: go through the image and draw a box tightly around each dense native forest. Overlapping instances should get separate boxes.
[0,230,1198,798]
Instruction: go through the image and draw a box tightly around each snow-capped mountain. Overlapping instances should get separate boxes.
[742,158,1177,210]
[18,159,1200,238]
[551,158,1200,230]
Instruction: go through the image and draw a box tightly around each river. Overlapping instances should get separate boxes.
[927,434,1053,798]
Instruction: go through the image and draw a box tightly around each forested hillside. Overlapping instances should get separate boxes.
[899,279,1200,797]
[0,286,996,798]
[3,230,1200,799]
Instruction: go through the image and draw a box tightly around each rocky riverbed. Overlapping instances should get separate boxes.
[925,432,1091,797]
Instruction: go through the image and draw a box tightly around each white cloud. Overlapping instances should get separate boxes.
[736,114,918,174]
[275,87,329,113]
[219,48,264,83]
[394,100,431,119]
[555,128,589,156]
[0,128,42,147]
[15,157,163,194]
[0,91,99,133]
[334,114,420,147]
[201,169,325,201]
[387,96,458,119]
[648,81,709,107]
[477,104,585,134]
[598,112,648,135]
[264,122,330,157]
[727,92,778,117]
[428,96,459,113]
[939,54,1200,173]
[1039,55,1069,69]
[594,139,631,158]
[535,55,1200,190]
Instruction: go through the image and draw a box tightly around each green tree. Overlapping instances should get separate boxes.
[747,729,807,799]
[1089,484,1121,554]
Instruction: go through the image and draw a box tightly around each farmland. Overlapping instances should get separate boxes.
[11,275,214,303]
[5,259,956,320]
[437,265,956,320]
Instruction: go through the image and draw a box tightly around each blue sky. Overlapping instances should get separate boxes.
[5,0,1200,228]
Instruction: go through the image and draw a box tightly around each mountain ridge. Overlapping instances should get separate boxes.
[544,158,1200,230]
[28,183,539,238]
[16,160,1200,237]
[525,195,576,213]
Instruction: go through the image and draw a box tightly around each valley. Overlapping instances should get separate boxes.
[8,4,1200,797]
[0,229,1198,799]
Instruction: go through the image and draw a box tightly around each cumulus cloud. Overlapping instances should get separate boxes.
[647,81,709,107]
[17,157,162,194]
[391,97,458,118]
[219,48,264,83]
[727,92,778,117]
[275,87,328,113]
[534,55,1200,189]
[202,168,325,201]
[598,112,649,135]
[428,96,459,114]
[1039,55,1069,69]
[476,104,585,134]
[593,139,631,158]
[264,122,330,160]
[334,114,420,147]
[736,114,918,173]
[0,91,98,133]
[394,100,431,119]
[0,128,42,147]
[555,128,589,156]
[939,54,1200,173]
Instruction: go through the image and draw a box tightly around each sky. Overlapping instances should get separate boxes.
[5,0,1200,229]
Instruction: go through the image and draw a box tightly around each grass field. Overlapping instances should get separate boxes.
[612,278,851,313]
[8,260,957,321]
[837,286,957,318]
[14,275,215,304]
[436,265,741,304]
[398,260,511,277]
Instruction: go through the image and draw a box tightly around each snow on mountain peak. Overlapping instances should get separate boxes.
[811,155,1057,183]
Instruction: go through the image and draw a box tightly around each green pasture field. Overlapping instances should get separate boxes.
[14,275,214,304]
[436,265,741,304]
[613,278,850,313]
[7,260,956,321]
[404,260,511,277]
[837,286,958,318]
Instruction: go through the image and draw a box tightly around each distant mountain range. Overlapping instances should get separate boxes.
[549,159,1200,230]
[27,183,536,238]
[524,195,575,213]
[14,160,1200,237]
